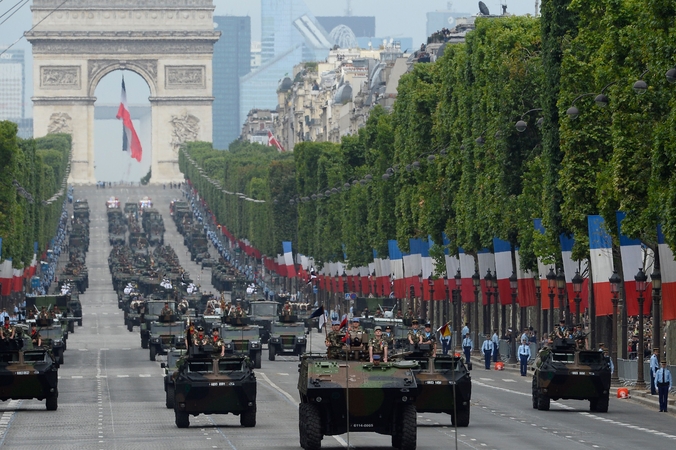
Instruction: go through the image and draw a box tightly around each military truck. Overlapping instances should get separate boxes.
[0,338,59,410]
[168,346,257,428]
[531,337,611,412]
[220,322,263,369]
[298,353,420,450]
[247,300,279,343]
[267,315,307,361]
[405,352,472,426]
[148,320,186,361]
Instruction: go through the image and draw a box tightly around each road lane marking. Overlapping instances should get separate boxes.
[117,375,129,378]
[139,374,151,378]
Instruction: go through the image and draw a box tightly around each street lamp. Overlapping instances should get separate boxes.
[454,268,462,346]
[651,266,662,358]
[609,269,622,383]
[472,269,480,353]
[484,269,494,335]
[514,108,543,132]
[556,268,567,325]
[508,271,518,364]
[419,272,425,321]
[546,267,557,336]
[443,275,450,325]
[572,269,583,326]
[634,267,648,386]
[428,276,436,327]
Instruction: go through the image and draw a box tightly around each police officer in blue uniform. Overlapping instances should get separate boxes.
[654,359,672,412]
[481,334,492,370]
[517,339,531,376]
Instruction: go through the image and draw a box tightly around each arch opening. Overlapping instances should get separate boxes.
[93,70,151,183]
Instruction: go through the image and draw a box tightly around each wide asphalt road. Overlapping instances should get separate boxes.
[0,185,673,449]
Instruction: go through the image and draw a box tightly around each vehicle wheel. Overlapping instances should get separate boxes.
[299,403,308,449]
[455,407,470,427]
[594,397,609,413]
[254,351,262,369]
[268,345,276,361]
[141,337,149,349]
[78,319,82,326]
[532,378,538,409]
[165,385,175,409]
[46,395,58,411]
[175,409,189,428]
[68,322,75,333]
[240,405,256,427]
[391,429,401,449]
[399,404,417,450]
[59,353,64,365]
[537,393,550,411]
[150,346,157,361]
[127,323,133,332]
[304,403,322,450]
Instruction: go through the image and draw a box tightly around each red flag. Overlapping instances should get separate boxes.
[267,130,285,152]
[339,317,348,330]
[116,77,143,162]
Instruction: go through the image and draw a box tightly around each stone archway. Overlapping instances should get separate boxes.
[26,0,220,184]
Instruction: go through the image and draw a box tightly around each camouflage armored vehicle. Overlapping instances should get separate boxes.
[140,300,176,349]
[267,315,307,361]
[148,320,186,361]
[36,324,66,366]
[0,338,59,410]
[168,346,257,428]
[531,337,611,412]
[247,300,279,343]
[124,202,138,216]
[298,352,420,450]
[220,321,263,369]
[405,352,471,426]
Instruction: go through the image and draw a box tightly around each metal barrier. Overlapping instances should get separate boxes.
[617,359,675,383]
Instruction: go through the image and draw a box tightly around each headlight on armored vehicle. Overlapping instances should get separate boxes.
[251,342,260,348]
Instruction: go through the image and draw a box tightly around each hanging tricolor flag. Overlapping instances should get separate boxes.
[588,215,614,316]
[267,130,285,152]
[282,241,295,278]
[616,212,653,316]
[116,76,143,162]
[657,226,676,321]
[493,238,514,306]
[560,232,589,312]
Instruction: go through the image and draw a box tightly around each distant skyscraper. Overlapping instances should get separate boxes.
[213,16,251,150]
[240,0,331,132]
[0,49,25,121]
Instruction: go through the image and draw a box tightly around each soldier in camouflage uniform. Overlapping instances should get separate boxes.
[369,326,388,363]
[408,319,423,346]
[210,327,225,357]
[325,321,344,359]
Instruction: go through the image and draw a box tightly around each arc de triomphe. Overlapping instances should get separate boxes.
[26,0,220,184]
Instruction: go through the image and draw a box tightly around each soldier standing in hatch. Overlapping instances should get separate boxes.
[408,319,422,346]
[325,320,344,358]
[1,316,15,340]
[211,327,225,357]
[369,326,388,363]
[30,323,42,348]
[192,326,209,347]
[420,322,437,354]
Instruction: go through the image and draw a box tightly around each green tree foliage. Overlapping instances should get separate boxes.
[0,123,71,267]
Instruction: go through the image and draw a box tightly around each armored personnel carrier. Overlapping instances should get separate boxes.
[167,346,257,428]
[267,315,307,361]
[298,348,420,449]
[140,300,176,349]
[220,319,263,369]
[405,350,471,426]
[162,348,188,408]
[0,338,59,410]
[148,320,186,361]
[247,300,279,343]
[531,337,611,412]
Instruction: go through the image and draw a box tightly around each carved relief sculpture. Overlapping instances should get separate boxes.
[41,66,81,88]
[166,66,205,89]
[48,112,73,134]
[170,114,200,156]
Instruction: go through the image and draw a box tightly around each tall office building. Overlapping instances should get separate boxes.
[213,16,251,150]
[240,0,331,130]
[0,49,25,121]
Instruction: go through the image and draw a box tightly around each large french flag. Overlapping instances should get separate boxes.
[403,242,423,297]
[658,226,676,321]
[457,248,476,303]
[588,215,614,316]
[616,212,653,316]
[515,247,537,307]
[11,268,23,292]
[493,238,514,306]
[560,233,589,311]
[282,241,296,278]
[389,240,406,299]
[116,77,143,162]
[477,248,496,306]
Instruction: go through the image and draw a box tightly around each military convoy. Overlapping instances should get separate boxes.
[531,337,611,412]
